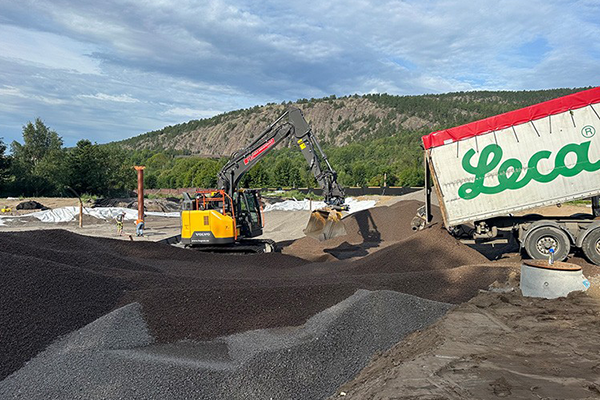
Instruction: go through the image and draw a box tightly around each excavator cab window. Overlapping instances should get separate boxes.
[238,192,258,224]
[234,191,262,238]
[239,193,248,212]
[246,192,260,225]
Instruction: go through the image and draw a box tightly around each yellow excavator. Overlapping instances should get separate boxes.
[180,107,348,252]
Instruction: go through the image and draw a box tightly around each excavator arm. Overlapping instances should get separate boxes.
[217,107,346,209]
[217,107,347,240]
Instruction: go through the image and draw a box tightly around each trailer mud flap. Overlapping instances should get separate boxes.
[304,208,346,241]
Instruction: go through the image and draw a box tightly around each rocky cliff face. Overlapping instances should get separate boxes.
[119,97,433,157]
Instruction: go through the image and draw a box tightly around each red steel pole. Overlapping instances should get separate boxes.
[134,166,145,222]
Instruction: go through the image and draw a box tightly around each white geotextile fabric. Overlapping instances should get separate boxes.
[27,207,179,223]
[263,197,376,214]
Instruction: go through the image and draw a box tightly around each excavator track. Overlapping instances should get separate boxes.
[160,235,277,254]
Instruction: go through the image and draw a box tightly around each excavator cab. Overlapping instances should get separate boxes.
[234,189,264,238]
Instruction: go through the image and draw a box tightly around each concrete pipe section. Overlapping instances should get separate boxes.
[520,260,591,299]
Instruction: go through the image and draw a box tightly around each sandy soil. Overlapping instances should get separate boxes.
[1,194,592,244]
[0,196,389,244]
[0,214,181,242]
[333,282,600,399]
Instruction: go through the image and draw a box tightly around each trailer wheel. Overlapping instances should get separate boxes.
[582,228,600,265]
[524,226,570,261]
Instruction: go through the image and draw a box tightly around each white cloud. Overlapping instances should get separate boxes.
[0,24,101,74]
[0,86,22,97]
[79,93,140,103]
[162,107,222,119]
[0,84,68,105]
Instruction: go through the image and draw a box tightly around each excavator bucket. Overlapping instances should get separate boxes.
[303,208,347,241]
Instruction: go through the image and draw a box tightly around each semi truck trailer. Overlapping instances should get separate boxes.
[413,87,600,265]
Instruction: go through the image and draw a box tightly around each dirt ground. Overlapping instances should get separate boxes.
[0,197,183,241]
[0,213,181,242]
[332,278,600,400]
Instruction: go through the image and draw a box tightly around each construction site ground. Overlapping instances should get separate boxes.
[1,194,600,399]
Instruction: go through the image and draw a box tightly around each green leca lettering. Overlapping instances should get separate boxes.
[458,141,600,200]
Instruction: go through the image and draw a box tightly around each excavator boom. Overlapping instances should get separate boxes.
[217,107,348,241]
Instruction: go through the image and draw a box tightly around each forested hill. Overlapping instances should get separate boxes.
[117,88,586,157]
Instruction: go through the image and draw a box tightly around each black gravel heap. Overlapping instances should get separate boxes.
[0,214,505,381]
[0,291,451,400]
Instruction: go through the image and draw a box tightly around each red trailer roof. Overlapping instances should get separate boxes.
[422,86,600,150]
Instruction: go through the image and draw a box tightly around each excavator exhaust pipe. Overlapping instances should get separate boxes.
[304,208,347,241]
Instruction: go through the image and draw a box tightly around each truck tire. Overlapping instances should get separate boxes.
[524,226,570,262]
[582,228,600,265]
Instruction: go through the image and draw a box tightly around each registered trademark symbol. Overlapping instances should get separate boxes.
[582,125,596,138]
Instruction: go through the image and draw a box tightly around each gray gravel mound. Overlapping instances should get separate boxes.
[0,290,450,400]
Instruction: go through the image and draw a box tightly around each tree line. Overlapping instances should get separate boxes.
[0,118,135,197]
[0,119,425,198]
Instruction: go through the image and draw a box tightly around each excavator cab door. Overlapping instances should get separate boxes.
[236,190,263,238]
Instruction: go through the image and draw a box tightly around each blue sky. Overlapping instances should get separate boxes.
[0,0,598,147]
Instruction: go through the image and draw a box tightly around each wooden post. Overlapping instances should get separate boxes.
[78,198,83,228]
[66,186,84,228]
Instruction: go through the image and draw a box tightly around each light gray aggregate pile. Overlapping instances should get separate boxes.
[0,290,451,400]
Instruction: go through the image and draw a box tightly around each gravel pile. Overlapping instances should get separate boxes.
[0,290,451,400]
[15,200,48,210]
[1,201,511,382]
[282,200,441,261]
[0,251,124,380]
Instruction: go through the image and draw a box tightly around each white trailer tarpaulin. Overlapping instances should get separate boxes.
[422,87,600,226]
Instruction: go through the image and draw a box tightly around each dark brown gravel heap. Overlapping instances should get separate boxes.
[282,200,442,261]
[0,201,512,380]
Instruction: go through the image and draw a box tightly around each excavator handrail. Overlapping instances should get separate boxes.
[195,189,238,240]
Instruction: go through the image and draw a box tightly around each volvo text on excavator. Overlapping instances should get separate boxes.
[180,107,348,252]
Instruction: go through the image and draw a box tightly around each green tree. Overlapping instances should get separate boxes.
[351,162,368,187]
[65,140,109,195]
[240,162,270,188]
[188,159,222,188]
[12,118,62,168]
[10,118,65,195]
[105,146,137,194]
[273,158,301,187]
[0,138,12,195]
[397,166,424,187]
[145,173,158,189]
[146,152,171,170]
